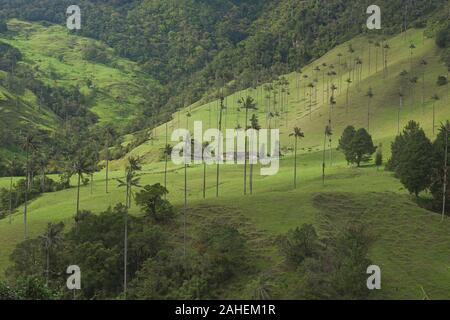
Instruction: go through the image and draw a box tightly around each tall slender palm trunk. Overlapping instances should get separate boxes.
[124,202,128,299]
[217,102,224,198]
[294,137,298,188]
[9,175,13,224]
[46,245,50,285]
[433,102,436,135]
[164,123,168,197]
[422,72,425,112]
[184,161,187,258]
[346,84,350,114]
[322,135,327,186]
[24,150,29,240]
[76,173,81,215]
[244,108,249,195]
[309,87,313,120]
[398,96,403,134]
[249,130,256,195]
[106,152,109,194]
[442,128,448,222]
[203,162,206,199]
[90,173,94,195]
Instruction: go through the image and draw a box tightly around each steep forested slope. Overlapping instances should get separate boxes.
[0,20,164,161]
[1,0,448,113]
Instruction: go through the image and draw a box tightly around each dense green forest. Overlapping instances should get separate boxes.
[1,0,448,120]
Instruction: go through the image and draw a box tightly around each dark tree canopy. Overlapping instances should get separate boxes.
[394,122,433,196]
[338,125,356,164]
[338,127,376,167]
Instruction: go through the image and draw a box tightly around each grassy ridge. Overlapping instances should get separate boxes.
[0,20,162,133]
[0,26,450,299]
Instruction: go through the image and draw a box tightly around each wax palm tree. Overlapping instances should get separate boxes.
[238,96,257,195]
[296,68,302,100]
[374,41,381,73]
[163,143,172,194]
[355,57,363,86]
[328,88,337,123]
[409,43,416,70]
[40,222,64,285]
[321,63,327,103]
[72,155,93,216]
[313,77,319,102]
[439,121,450,222]
[116,156,141,298]
[104,126,115,194]
[366,88,374,132]
[290,127,305,189]
[21,133,37,240]
[345,78,352,113]
[398,90,404,134]
[307,82,315,120]
[186,112,192,131]
[431,94,440,135]
[420,59,428,108]
[216,96,226,197]
[202,142,210,199]
[337,52,342,92]
[249,114,261,195]
[88,143,99,196]
[313,66,321,101]
[252,277,273,300]
[263,84,272,115]
[302,74,309,99]
[383,43,390,77]
[36,153,49,192]
[447,66,450,101]
[268,112,275,130]
[119,156,142,208]
[409,76,418,107]
[328,69,336,97]
[347,45,355,77]
[323,122,332,185]
[7,157,19,224]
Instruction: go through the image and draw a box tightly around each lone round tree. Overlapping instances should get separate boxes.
[349,128,376,167]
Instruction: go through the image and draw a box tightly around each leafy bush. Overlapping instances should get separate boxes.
[0,20,7,33]
[437,75,448,86]
[129,222,249,300]
[0,281,18,300]
[436,24,450,48]
[0,42,22,72]
[198,223,248,284]
[278,224,320,266]
[135,184,175,223]
[82,43,110,64]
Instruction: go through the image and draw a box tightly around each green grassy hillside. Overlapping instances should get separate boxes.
[0,19,162,156]
[0,27,449,299]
